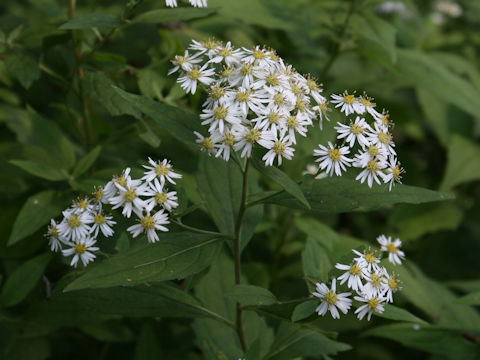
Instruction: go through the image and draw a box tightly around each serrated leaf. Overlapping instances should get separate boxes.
[266,176,454,213]
[0,252,52,307]
[133,7,216,23]
[291,300,318,322]
[64,232,224,292]
[251,158,310,209]
[59,13,123,29]
[226,284,277,306]
[441,135,480,190]
[72,145,101,178]
[375,304,428,325]
[4,52,40,89]
[10,159,68,181]
[8,190,68,246]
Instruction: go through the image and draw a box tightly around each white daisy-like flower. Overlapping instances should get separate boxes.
[335,261,368,291]
[142,158,182,185]
[89,211,116,238]
[214,131,236,161]
[62,237,99,268]
[71,196,94,213]
[177,64,216,94]
[165,0,178,7]
[335,116,372,149]
[194,131,218,155]
[312,100,332,130]
[189,39,221,58]
[57,209,93,241]
[314,141,352,176]
[353,144,388,168]
[144,178,179,213]
[331,91,362,116]
[354,293,387,320]
[352,249,381,273]
[46,219,65,252]
[377,234,405,265]
[367,122,396,155]
[189,0,207,7]
[200,104,242,134]
[103,179,118,199]
[233,127,274,158]
[383,271,402,303]
[168,50,203,75]
[110,178,149,218]
[262,132,295,166]
[208,41,242,66]
[355,157,388,188]
[284,114,310,143]
[382,156,405,191]
[362,269,389,298]
[127,210,170,243]
[357,93,381,118]
[312,279,352,319]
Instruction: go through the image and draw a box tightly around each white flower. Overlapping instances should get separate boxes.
[367,122,396,155]
[194,131,218,155]
[357,93,381,118]
[214,131,236,161]
[62,237,99,268]
[377,234,405,265]
[165,0,178,7]
[144,178,179,212]
[383,271,402,303]
[382,156,404,191]
[127,210,170,243]
[103,179,118,199]
[331,91,363,116]
[200,104,242,134]
[314,141,352,176]
[335,116,372,149]
[352,249,381,273]
[362,269,389,298]
[189,39,221,58]
[46,219,66,252]
[335,261,368,291]
[110,178,149,218]
[189,0,207,7]
[354,293,387,321]
[312,279,352,319]
[71,197,94,213]
[177,64,216,94]
[355,157,388,188]
[142,158,182,185]
[57,209,93,241]
[90,212,116,238]
[233,127,273,158]
[168,50,203,75]
[208,42,242,66]
[262,132,295,166]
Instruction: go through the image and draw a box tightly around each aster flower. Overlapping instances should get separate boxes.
[57,209,93,241]
[46,219,65,252]
[383,271,402,303]
[262,132,295,166]
[89,211,116,238]
[352,249,382,273]
[335,261,368,291]
[313,279,352,319]
[314,142,352,176]
[62,237,99,268]
[355,157,388,188]
[354,293,387,321]
[382,156,405,191]
[127,210,170,243]
[177,64,216,94]
[331,91,362,116]
[189,0,207,7]
[142,158,182,185]
[335,116,372,149]
[144,179,179,213]
[377,234,405,265]
[110,178,149,218]
[362,269,388,297]
[194,131,218,155]
[168,50,203,75]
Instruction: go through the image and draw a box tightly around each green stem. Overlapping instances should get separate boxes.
[171,219,233,239]
[233,158,249,352]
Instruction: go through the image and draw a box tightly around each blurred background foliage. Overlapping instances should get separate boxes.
[0,0,480,359]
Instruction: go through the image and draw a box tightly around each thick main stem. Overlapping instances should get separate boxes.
[233,158,249,352]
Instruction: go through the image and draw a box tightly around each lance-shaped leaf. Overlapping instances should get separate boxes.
[59,13,123,29]
[133,7,216,24]
[64,232,224,292]
[226,284,277,306]
[264,176,454,213]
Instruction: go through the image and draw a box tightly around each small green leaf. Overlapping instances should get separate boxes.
[226,284,277,306]
[375,304,428,325]
[456,291,480,305]
[10,159,68,181]
[267,176,454,213]
[4,52,40,89]
[72,145,101,179]
[0,252,52,307]
[133,7,216,23]
[302,237,332,283]
[59,13,123,29]
[291,300,318,322]
[441,135,480,190]
[64,232,224,292]
[8,190,68,246]
[251,158,310,209]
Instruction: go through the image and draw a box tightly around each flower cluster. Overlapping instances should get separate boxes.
[165,0,207,8]
[313,91,404,190]
[313,234,405,321]
[45,158,181,267]
[169,39,330,166]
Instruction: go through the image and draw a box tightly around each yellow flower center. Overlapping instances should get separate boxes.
[286,116,298,129]
[368,297,379,309]
[274,93,285,106]
[387,243,398,253]
[204,39,219,50]
[188,68,202,80]
[367,160,379,172]
[202,137,214,150]
[117,176,127,188]
[241,64,253,75]
[329,148,341,161]
[78,199,88,209]
[224,133,235,146]
[273,141,286,155]
[156,164,170,176]
[221,67,234,78]
[140,215,156,230]
[94,215,106,225]
[68,216,81,229]
[381,113,390,126]
[269,112,280,124]
[365,253,377,264]
[325,291,338,305]
[51,227,59,237]
[350,263,362,276]
[175,55,186,65]
[211,87,225,100]
[378,132,390,144]
[156,192,168,204]
[219,47,232,57]
[236,91,249,103]
[351,123,363,135]
[266,73,279,86]
[124,189,137,203]
[361,98,373,107]
[388,277,398,290]
[245,129,261,143]
[253,49,265,59]
[291,84,302,95]
[95,188,104,200]
[307,79,318,92]
[344,94,356,104]
[368,145,379,157]
[320,102,330,113]
[296,99,307,112]
[371,273,382,287]
[75,243,87,254]
[269,52,279,61]
[213,106,228,120]
[393,166,403,180]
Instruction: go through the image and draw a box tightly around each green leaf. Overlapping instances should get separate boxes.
[226,284,277,306]
[64,232,224,292]
[251,158,310,209]
[266,176,454,213]
[364,323,477,359]
[291,300,318,322]
[302,237,332,283]
[351,13,396,62]
[59,13,123,29]
[265,322,351,359]
[8,190,68,246]
[134,324,162,360]
[10,159,68,181]
[244,299,308,322]
[133,7,216,23]
[0,252,52,307]
[72,145,101,179]
[4,52,40,89]
[456,291,480,305]
[441,135,480,190]
[375,305,428,325]
[416,89,450,146]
